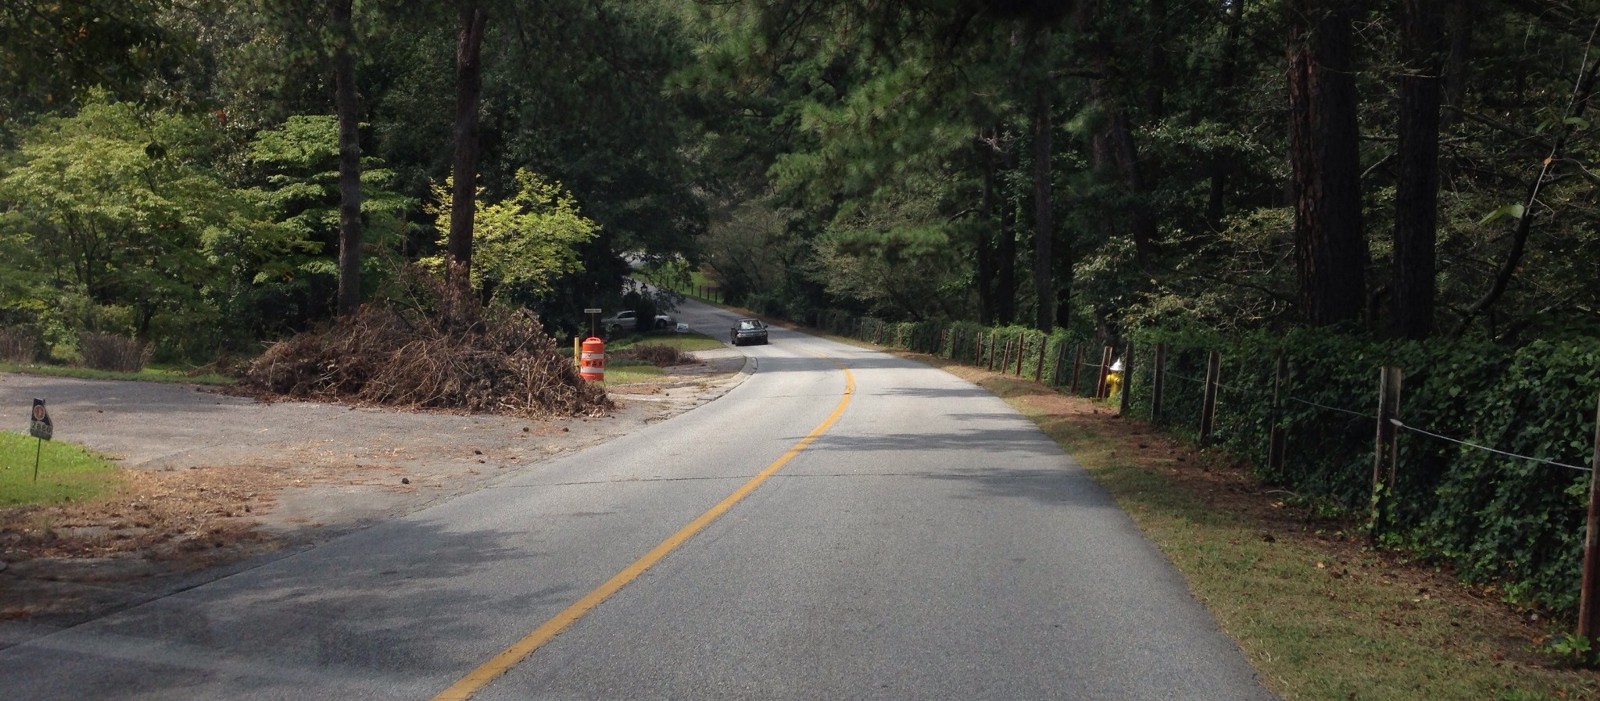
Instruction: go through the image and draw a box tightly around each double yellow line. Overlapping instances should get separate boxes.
[432,364,856,701]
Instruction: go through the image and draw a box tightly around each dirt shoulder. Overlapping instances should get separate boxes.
[0,349,749,647]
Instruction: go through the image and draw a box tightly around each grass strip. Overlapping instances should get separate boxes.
[598,365,665,385]
[0,362,234,385]
[0,431,123,507]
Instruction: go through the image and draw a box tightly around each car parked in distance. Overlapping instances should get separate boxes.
[730,318,769,346]
[600,310,676,334]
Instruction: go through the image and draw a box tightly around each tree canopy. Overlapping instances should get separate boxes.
[1,0,1596,361]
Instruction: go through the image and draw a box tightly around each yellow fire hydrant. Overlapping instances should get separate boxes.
[1106,358,1125,399]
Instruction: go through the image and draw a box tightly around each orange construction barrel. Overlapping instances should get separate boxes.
[580,336,606,382]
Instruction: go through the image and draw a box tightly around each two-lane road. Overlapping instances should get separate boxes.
[0,301,1273,700]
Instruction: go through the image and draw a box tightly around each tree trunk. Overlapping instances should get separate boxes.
[1391,0,1446,339]
[1288,1,1368,326]
[996,146,1018,325]
[1206,0,1245,230]
[976,130,997,326]
[1054,257,1074,330]
[448,0,489,293]
[997,198,1017,325]
[1078,0,1157,271]
[1441,0,1474,131]
[332,0,363,316]
[1110,111,1158,270]
[1031,78,1054,332]
[1144,0,1167,117]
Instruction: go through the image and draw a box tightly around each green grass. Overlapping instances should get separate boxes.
[0,362,234,386]
[0,431,123,506]
[597,364,664,385]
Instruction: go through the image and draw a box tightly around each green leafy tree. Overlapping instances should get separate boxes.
[0,216,46,330]
[424,169,599,304]
[243,114,411,331]
[0,95,258,352]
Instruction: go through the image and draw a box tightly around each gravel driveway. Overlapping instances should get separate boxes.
[0,348,748,646]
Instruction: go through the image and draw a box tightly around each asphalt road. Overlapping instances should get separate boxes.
[0,300,1274,700]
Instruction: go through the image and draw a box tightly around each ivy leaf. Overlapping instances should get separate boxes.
[1480,204,1525,225]
[1563,117,1591,130]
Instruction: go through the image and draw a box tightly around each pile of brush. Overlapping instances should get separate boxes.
[243,271,611,417]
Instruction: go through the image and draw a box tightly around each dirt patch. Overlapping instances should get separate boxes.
[0,348,747,644]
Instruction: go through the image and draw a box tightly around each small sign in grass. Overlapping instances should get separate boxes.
[0,431,122,506]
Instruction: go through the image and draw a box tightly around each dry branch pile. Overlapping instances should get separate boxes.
[242,274,611,417]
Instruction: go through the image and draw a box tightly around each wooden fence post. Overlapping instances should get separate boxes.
[988,332,999,371]
[1370,366,1403,543]
[1035,339,1046,382]
[1152,343,1167,422]
[1267,354,1289,475]
[1051,342,1068,386]
[974,332,983,366]
[1581,393,1600,647]
[1199,350,1221,443]
[1118,343,1133,416]
[1069,344,1084,394]
[1095,345,1114,398]
[1015,333,1026,376]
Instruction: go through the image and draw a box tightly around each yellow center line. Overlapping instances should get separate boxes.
[431,362,856,701]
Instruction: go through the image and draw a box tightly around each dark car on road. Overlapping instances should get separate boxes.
[730,318,769,346]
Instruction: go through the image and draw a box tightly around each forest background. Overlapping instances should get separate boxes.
[3,0,1600,618]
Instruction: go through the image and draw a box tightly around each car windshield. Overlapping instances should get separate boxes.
[739,321,760,329]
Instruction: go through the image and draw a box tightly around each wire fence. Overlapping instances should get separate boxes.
[708,306,1596,481]
[1391,418,1592,473]
[811,310,1600,625]
[1175,363,1586,475]
[1287,396,1377,421]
